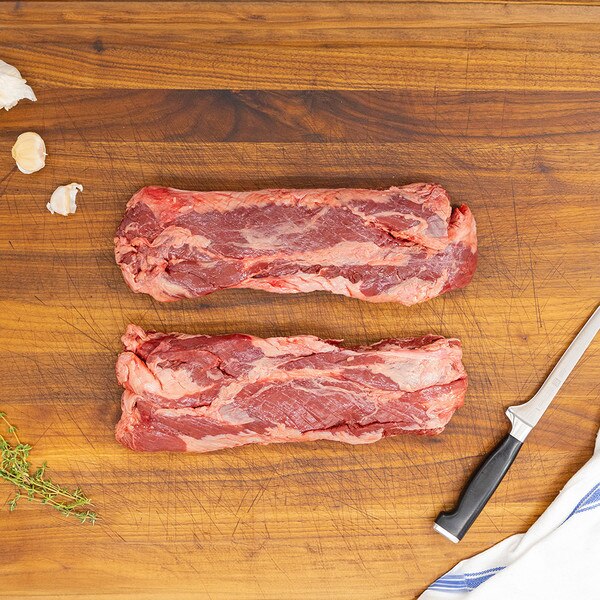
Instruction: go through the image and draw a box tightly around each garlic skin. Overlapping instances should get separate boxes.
[12,132,47,174]
[47,183,83,216]
[0,60,37,111]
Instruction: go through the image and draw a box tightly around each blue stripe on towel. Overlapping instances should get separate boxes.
[427,567,506,593]
[565,482,600,522]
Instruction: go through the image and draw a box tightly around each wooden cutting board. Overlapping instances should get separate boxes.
[1,2,599,598]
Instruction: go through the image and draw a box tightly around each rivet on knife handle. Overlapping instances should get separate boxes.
[435,303,599,543]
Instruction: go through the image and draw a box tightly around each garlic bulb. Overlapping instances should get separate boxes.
[12,132,47,174]
[0,60,36,111]
[47,183,83,216]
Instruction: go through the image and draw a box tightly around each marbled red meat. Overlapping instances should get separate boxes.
[115,325,468,453]
[115,184,477,304]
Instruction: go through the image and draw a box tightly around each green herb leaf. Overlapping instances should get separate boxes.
[8,492,20,511]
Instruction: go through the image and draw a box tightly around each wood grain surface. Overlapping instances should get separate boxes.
[0,2,599,599]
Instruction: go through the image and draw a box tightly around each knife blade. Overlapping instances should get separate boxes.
[434,304,600,543]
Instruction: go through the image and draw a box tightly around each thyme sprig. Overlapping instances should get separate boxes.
[0,413,97,524]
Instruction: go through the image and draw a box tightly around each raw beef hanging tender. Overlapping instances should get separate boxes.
[115,325,468,453]
[115,184,477,304]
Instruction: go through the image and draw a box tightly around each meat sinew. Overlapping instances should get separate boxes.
[115,184,477,304]
[115,325,468,453]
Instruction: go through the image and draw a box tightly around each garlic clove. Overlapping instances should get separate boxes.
[47,183,83,216]
[12,132,47,174]
[0,60,37,111]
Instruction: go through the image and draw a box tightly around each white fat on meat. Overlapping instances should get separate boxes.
[252,335,337,358]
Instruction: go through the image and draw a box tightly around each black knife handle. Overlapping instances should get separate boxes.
[435,434,523,542]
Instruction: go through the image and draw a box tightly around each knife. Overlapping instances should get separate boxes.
[434,304,600,543]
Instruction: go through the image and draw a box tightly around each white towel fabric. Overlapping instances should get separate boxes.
[420,428,600,599]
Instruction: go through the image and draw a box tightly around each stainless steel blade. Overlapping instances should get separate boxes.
[506,304,600,442]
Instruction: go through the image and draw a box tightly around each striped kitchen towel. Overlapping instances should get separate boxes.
[420,426,600,599]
